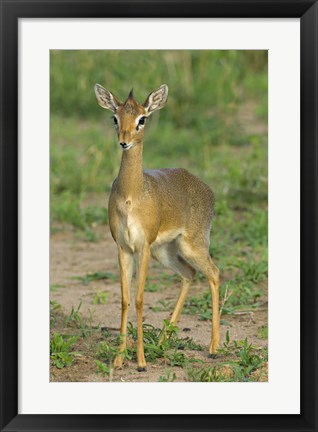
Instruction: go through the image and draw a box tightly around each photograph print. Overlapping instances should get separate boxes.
[50,50,268,383]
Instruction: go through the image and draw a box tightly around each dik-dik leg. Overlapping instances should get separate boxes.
[158,277,192,345]
[207,257,220,355]
[135,245,150,371]
[114,246,133,368]
[178,238,220,355]
[152,243,195,342]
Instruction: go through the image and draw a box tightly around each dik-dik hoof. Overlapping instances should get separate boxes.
[137,366,147,372]
[209,353,218,359]
[209,339,220,356]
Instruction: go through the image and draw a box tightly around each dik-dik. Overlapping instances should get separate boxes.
[95,84,219,371]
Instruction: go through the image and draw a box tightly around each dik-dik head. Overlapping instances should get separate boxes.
[94,84,168,150]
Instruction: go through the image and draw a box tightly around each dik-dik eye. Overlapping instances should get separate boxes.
[136,116,146,130]
[112,116,118,127]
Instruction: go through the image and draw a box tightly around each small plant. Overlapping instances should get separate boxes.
[66,302,83,325]
[187,365,225,382]
[84,228,97,242]
[145,282,160,292]
[72,271,116,286]
[95,335,130,381]
[50,300,62,312]
[92,290,108,305]
[183,291,212,320]
[238,260,268,284]
[151,299,173,313]
[235,339,265,371]
[50,284,65,292]
[160,320,179,341]
[165,350,186,367]
[50,333,78,369]
[182,338,204,351]
[97,339,121,363]
[258,325,268,339]
[158,369,177,382]
[95,360,111,376]
[50,300,62,326]
[65,301,94,338]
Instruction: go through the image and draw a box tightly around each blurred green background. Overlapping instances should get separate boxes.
[50,50,268,307]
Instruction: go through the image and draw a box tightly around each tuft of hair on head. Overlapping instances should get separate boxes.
[128,88,134,99]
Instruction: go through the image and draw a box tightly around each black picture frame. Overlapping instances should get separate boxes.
[1,1,317,431]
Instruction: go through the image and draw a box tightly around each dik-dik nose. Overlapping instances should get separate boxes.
[120,142,128,149]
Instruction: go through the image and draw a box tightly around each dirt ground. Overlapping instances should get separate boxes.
[50,225,268,382]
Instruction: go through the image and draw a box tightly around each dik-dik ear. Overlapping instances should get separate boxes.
[143,84,168,115]
[94,84,122,112]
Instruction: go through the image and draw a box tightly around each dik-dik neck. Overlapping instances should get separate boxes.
[117,143,144,197]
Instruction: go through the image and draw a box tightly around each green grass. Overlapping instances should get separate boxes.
[258,325,268,339]
[50,333,78,369]
[49,296,268,381]
[51,189,108,237]
[96,320,204,369]
[95,360,111,376]
[92,290,108,305]
[50,284,65,292]
[188,337,268,382]
[94,321,267,382]
[50,300,62,326]
[65,301,94,338]
[51,50,267,122]
[158,369,177,382]
[154,256,266,318]
[151,299,174,313]
[144,282,161,292]
[72,271,116,286]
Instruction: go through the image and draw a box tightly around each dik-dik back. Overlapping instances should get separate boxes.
[144,167,215,242]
